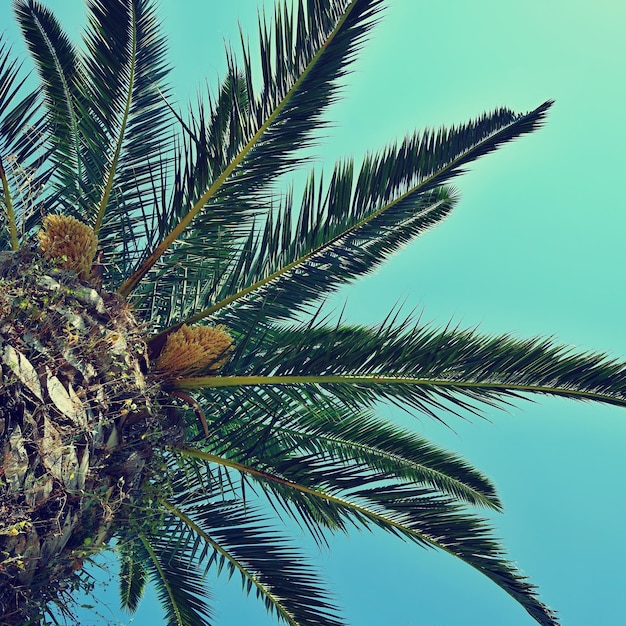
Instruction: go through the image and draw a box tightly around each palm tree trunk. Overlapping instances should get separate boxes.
[0,249,168,623]
[0,394,120,623]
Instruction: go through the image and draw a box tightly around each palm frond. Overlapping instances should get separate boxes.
[84,0,172,279]
[0,37,30,250]
[137,533,214,626]
[149,100,552,341]
[13,0,85,211]
[0,35,51,250]
[118,541,148,612]
[0,48,45,167]
[118,0,384,299]
[175,446,558,626]
[189,386,500,510]
[210,184,455,333]
[171,318,626,414]
[271,407,502,510]
[75,0,172,286]
[159,495,345,626]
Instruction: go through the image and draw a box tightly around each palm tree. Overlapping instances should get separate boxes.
[0,0,624,624]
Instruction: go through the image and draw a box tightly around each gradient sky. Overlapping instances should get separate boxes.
[2,0,626,624]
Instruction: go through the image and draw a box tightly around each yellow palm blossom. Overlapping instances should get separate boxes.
[156,324,234,378]
[37,215,98,281]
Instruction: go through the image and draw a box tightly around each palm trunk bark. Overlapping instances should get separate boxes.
[0,249,172,623]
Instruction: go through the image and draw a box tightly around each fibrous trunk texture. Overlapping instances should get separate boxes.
[0,249,174,624]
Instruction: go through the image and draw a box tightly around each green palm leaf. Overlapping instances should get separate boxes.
[0,40,51,250]
[81,0,173,283]
[119,541,148,612]
[14,0,86,210]
[0,45,50,250]
[173,101,553,333]
[118,0,383,299]
[191,387,500,510]
[271,408,502,509]
[176,446,557,626]
[0,38,33,248]
[173,319,626,412]
[159,495,344,626]
[137,533,214,626]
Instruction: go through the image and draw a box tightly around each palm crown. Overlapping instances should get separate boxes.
[0,1,624,625]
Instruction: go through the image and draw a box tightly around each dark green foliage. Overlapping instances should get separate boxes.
[2,1,618,625]
[136,534,214,626]
[218,319,626,413]
[119,543,148,613]
[14,0,84,202]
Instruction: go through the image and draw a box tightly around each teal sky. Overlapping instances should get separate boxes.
[2,0,626,624]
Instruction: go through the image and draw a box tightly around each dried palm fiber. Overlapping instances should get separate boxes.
[0,248,178,623]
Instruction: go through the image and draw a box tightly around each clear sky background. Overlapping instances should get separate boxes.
[2,0,626,625]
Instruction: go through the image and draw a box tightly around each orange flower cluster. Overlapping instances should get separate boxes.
[38,215,98,281]
[156,324,234,378]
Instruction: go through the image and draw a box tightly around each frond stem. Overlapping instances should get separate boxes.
[93,0,137,235]
[0,155,19,250]
[138,534,184,626]
[168,374,626,407]
[168,390,210,438]
[158,497,299,626]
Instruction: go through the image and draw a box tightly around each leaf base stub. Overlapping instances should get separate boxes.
[0,249,176,623]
